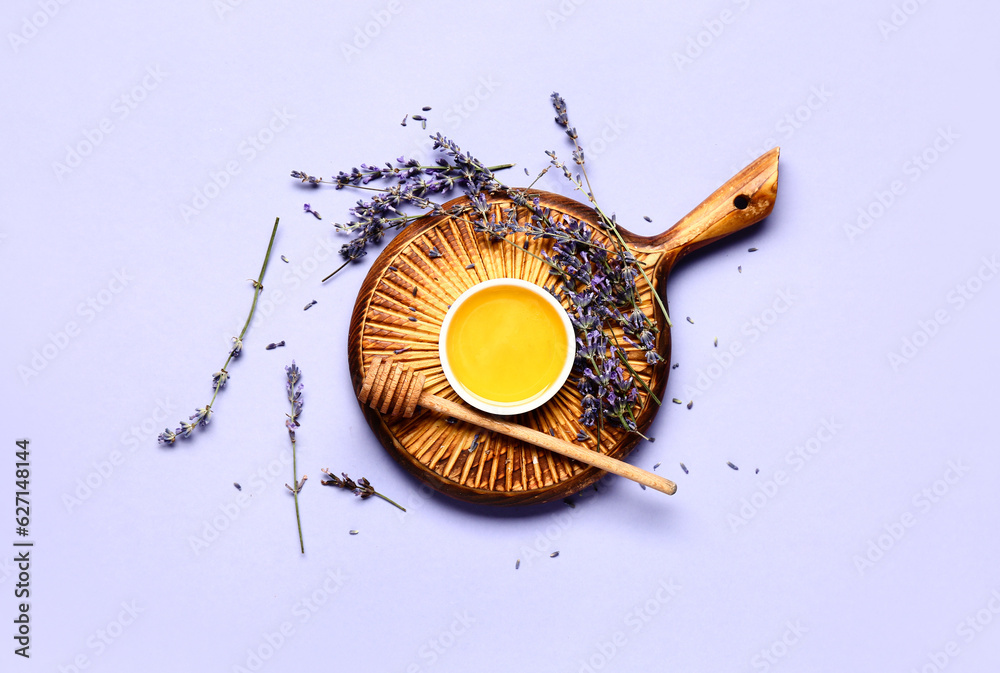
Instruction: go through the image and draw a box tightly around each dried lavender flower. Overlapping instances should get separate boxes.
[285,361,306,554]
[158,218,279,446]
[320,469,406,511]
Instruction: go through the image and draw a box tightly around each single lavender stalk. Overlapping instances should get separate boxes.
[284,361,306,554]
[320,469,406,512]
[548,92,672,327]
[158,217,280,446]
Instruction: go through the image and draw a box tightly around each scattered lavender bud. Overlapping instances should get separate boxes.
[515,559,521,569]
[281,255,289,263]
[350,529,359,535]
[686,316,694,324]
[643,215,652,222]
[400,115,407,126]
[727,461,739,471]
[550,551,559,558]
[738,265,742,273]
[421,106,432,111]
[393,346,410,355]
[672,363,679,369]
[465,263,476,269]
[653,462,661,471]
[303,204,321,219]
[748,247,758,252]
[672,398,682,404]
[686,401,693,409]
[304,300,317,311]
[266,341,286,350]
[428,246,442,259]
[234,482,242,491]
[680,462,689,474]
[714,337,718,347]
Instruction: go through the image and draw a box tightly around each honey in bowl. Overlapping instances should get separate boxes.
[440,279,574,415]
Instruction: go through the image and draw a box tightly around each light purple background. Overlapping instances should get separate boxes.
[3,1,999,671]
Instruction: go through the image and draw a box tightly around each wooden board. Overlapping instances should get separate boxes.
[347,148,779,505]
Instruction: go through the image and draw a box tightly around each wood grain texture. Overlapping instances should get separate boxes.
[347,148,779,505]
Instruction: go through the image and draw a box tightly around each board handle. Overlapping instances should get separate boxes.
[643,147,779,257]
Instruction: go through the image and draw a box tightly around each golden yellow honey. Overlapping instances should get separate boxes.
[445,284,568,404]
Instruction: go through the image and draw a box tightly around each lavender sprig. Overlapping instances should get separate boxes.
[291,149,513,282]
[158,217,280,446]
[284,361,306,554]
[320,469,406,512]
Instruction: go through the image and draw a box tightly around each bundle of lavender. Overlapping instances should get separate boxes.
[291,94,668,441]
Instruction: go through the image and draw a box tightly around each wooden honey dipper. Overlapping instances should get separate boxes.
[358,357,677,496]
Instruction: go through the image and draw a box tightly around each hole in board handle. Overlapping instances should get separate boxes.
[733,194,750,210]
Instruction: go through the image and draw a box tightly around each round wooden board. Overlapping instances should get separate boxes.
[346,150,779,505]
[348,191,670,506]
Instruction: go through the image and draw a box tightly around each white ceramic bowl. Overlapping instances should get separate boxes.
[438,278,576,416]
